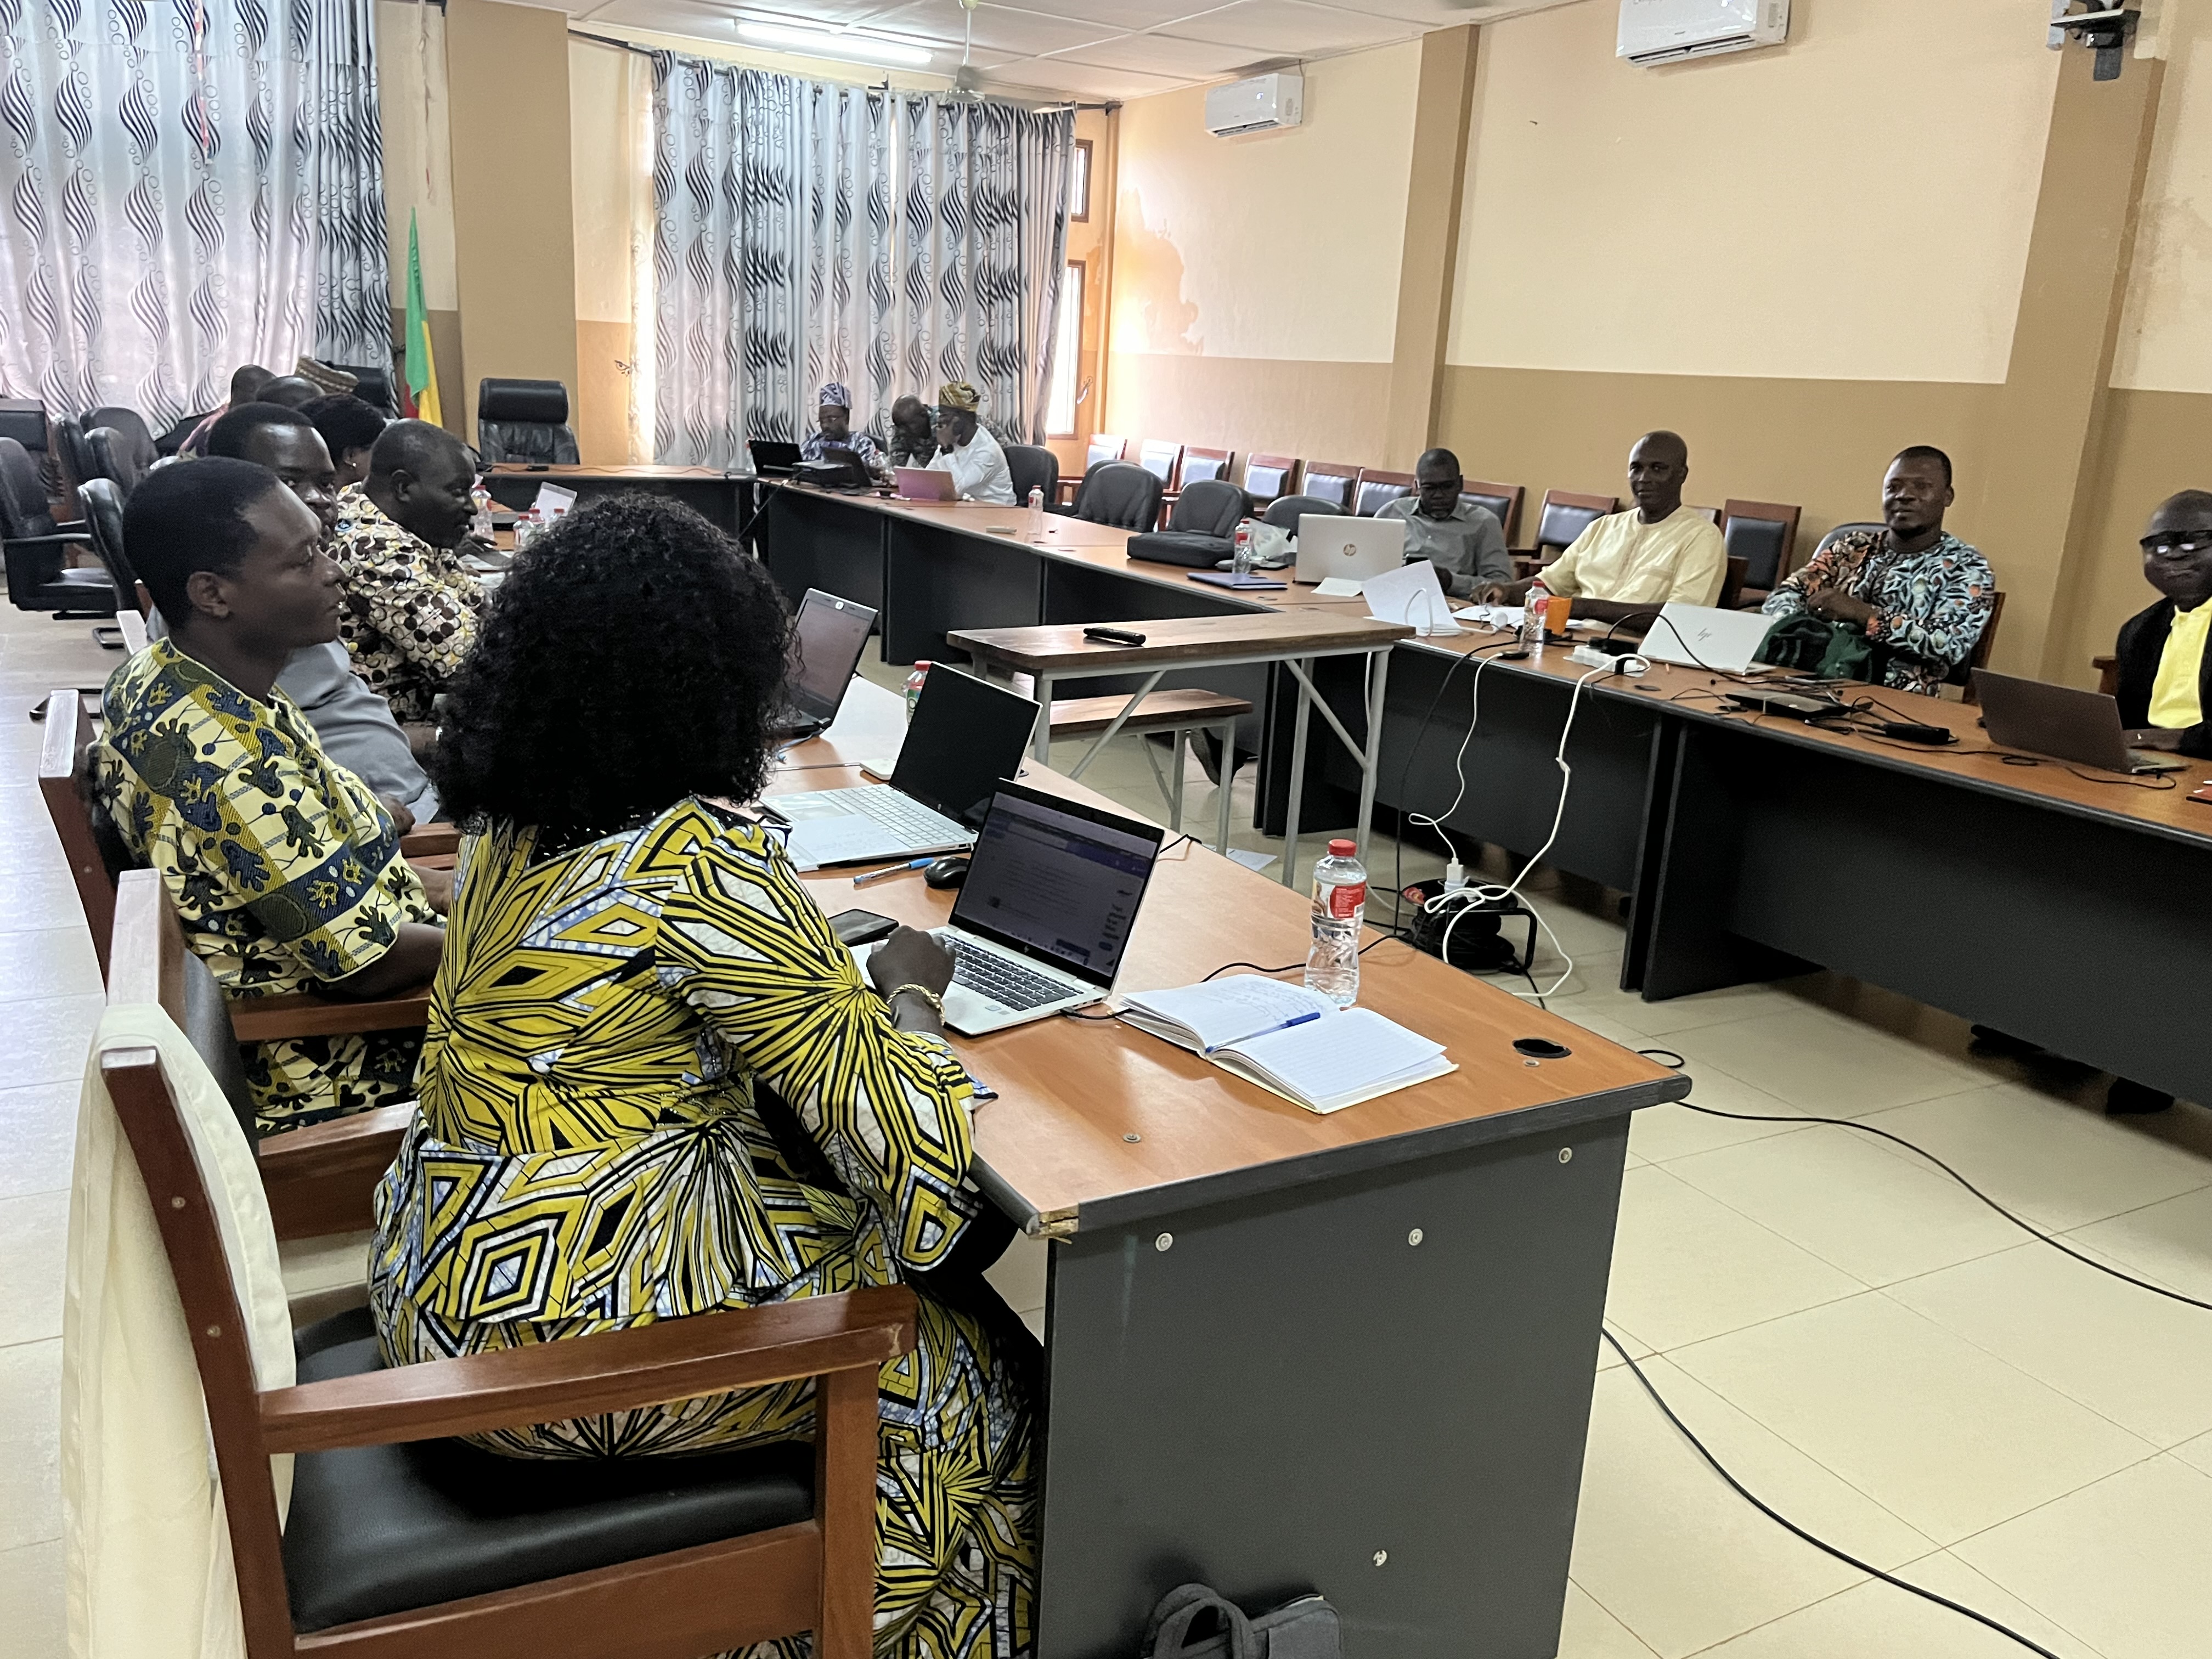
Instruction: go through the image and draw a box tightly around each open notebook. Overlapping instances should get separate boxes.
[1119,977,1455,1114]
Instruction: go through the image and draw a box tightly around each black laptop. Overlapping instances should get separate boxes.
[772,589,876,743]
[749,439,802,477]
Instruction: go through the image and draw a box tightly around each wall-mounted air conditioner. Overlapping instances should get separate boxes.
[1204,71,1304,137]
[1618,0,1789,65]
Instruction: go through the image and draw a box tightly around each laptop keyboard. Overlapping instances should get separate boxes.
[847,787,962,844]
[945,935,1071,1012]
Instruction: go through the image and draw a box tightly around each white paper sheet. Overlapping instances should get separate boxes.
[1363,560,1462,635]
[533,482,579,518]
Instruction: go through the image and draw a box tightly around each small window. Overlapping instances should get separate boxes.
[1046,260,1085,437]
[1069,139,1092,223]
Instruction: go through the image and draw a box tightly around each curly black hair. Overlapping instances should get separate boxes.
[428,493,791,844]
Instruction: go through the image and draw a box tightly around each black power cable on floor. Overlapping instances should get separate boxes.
[1594,1044,2211,1657]
[1634,1048,2210,1314]
[1598,1329,2063,1659]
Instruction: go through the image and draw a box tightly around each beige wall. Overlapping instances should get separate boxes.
[2114,9,2212,395]
[374,0,460,425]
[569,40,650,464]
[445,0,579,440]
[1448,0,2058,384]
[1103,42,1421,462]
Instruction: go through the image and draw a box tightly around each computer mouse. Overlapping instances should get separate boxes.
[923,856,970,890]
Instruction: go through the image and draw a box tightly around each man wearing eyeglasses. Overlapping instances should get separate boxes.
[2115,489,2212,758]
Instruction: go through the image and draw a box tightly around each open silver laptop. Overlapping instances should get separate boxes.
[776,666,1039,867]
[855,781,1165,1035]
[1640,603,1778,674]
[771,589,876,743]
[1295,515,1404,584]
[1972,669,2188,775]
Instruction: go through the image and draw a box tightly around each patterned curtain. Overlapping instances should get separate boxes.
[0,0,391,426]
[651,54,890,468]
[648,58,1073,462]
[893,95,1071,445]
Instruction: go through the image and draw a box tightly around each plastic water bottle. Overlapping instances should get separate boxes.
[904,661,932,722]
[1232,522,1255,578]
[1523,577,1551,655]
[1305,838,1368,1007]
[1026,486,1046,539]
[469,482,494,542]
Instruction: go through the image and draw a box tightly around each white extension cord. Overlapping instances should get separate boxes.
[1415,654,1646,1000]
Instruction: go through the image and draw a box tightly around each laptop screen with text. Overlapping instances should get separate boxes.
[951,782,1164,988]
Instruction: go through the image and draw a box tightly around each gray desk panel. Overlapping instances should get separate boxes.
[1035,1112,1632,1659]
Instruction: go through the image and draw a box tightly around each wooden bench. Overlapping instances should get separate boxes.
[1046,686,1251,851]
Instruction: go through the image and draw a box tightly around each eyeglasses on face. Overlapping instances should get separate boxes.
[2140,534,2211,555]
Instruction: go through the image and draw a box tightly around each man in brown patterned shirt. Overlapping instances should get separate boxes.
[329,420,485,727]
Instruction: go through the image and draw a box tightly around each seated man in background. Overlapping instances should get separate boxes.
[1378,447,1510,600]
[254,374,326,411]
[887,394,937,469]
[93,459,445,1131]
[201,404,439,825]
[928,381,1016,505]
[1486,431,1726,625]
[302,392,389,489]
[1762,445,1993,696]
[799,381,884,470]
[330,419,487,728]
[178,363,275,456]
[2113,489,2212,759]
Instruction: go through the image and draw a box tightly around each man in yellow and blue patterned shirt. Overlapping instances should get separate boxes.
[92,458,446,1130]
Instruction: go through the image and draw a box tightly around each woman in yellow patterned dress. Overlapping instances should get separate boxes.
[368,495,1036,1656]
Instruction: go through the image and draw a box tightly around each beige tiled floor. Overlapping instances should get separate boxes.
[4,610,2208,1656]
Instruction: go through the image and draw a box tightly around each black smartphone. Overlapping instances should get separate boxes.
[827,909,900,947]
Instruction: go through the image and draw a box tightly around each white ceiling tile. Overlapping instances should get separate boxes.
[1047,31,1267,75]
[1160,0,1420,55]
[979,0,1249,31]
[1348,0,1578,26]
[981,54,1188,97]
[861,0,1122,55]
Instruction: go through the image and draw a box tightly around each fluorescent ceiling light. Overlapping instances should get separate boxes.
[736,21,934,67]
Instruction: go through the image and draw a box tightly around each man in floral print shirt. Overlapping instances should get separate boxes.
[329,420,487,727]
[1762,446,1995,695]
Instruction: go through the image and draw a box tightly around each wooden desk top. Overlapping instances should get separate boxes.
[487,463,731,481]
[767,681,1686,1234]
[949,612,1412,674]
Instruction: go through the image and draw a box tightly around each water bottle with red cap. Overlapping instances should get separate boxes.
[1305,838,1368,1006]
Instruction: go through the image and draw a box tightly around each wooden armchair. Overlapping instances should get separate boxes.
[1352,468,1414,518]
[1460,480,1523,545]
[102,867,913,1659]
[1299,461,1359,512]
[1242,454,1298,506]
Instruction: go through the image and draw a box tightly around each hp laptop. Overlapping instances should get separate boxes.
[748,439,802,477]
[771,589,876,743]
[1641,603,1779,674]
[894,467,957,502]
[857,781,1165,1035]
[1295,516,1404,584]
[776,665,1040,867]
[1972,669,2188,775]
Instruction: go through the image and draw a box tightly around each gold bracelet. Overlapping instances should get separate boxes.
[883,983,946,1018]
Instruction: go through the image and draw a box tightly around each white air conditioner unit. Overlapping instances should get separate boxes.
[1204,71,1303,137]
[1617,0,1788,65]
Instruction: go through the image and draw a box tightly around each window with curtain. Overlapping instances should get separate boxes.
[648,54,1073,469]
[1046,260,1082,437]
[0,0,392,425]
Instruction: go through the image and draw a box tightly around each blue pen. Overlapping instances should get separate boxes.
[1204,1008,1322,1055]
[853,856,933,887]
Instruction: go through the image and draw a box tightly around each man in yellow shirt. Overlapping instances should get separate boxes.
[1485,431,1726,628]
[2115,489,2212,760]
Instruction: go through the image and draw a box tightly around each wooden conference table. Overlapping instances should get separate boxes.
[757,481,2212,1109]
[774,679,1689,1659]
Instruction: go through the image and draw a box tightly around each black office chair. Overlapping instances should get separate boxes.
[328,362,397,414]
[1005,443,1059,507]
[86,428,145,496]
[1532,490,1616,560]
[76,478,137,612]
[1,436,112,617]
[476,379,580,465]
[52,417,95,498]
[84,407,157,467]
[1068,460,1164,531]
[1262,494,1344,532]
[1167,478,1245,539]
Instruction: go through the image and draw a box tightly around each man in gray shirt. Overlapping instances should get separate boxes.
[177,404,442,825]
[1377,447,1510,599]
